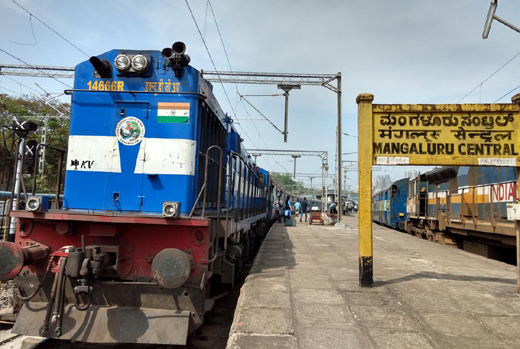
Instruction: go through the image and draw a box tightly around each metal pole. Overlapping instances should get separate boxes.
[517,167,520,293]
[335,73,344,228]
[284,92,289,142]
[40,123,47,176]
[9,138,25,239]
[357,93,374,287]
[344,172,346,195]
[325,167,328,210]
[291,155,300,179]
[321,164,325,213]
[55,151,64,209]
[494,15,520,35]
[512,97,520,294]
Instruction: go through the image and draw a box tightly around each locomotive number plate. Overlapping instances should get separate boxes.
[87,80,125,91]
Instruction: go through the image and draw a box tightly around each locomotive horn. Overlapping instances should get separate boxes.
[161,47,173,59]
[172,42,186,55]
[161,43,190,65]
[162,42,190,77]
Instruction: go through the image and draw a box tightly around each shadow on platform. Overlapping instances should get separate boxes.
[375,271,516,286]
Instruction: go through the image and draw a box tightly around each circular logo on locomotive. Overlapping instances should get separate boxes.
[115,117,145,146]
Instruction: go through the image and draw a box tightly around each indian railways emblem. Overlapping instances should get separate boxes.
[116,117,145,146]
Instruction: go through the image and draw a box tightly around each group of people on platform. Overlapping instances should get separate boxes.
[275,196,343,224]
[274,196,309,223]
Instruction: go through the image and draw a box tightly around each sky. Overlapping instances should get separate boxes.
[1,0,520,191]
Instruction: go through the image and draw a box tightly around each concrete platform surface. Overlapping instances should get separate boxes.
[226,214,520,349]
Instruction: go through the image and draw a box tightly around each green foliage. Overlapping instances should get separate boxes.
[0,94,70,193]
[270,172,307,196]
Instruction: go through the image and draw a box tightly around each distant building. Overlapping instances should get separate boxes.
[404,170,420,179]
[373,174,392,192]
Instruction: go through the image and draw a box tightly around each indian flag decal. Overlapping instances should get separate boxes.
[157,102,190,123]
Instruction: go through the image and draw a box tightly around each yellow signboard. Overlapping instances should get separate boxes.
[356,93,520,288]
[372,104,520,166]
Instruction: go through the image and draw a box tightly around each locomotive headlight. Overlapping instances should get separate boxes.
[26,196,49,212]
[163,201,180,218]
[131,55,149,72]
[27,197,41,211]
[114,54,131,71]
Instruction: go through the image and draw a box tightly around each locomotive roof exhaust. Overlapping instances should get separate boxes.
[89,56,112,78]
[162,41,191,77]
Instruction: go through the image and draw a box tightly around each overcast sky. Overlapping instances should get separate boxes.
[1,0,520,191]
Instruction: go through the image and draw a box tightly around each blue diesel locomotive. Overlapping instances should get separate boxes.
[372,178,408,230]
[0,43,281,345]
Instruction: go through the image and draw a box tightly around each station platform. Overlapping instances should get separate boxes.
[226,214,520,349]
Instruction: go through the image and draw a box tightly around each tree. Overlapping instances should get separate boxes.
[270,172,308,196]
[0,94,70,193]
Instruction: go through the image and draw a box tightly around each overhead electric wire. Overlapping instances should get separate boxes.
[2,76,69,116]
[239,94,284,134]
[0,79,66,118]
[457,49,520,103]
[190,0,303,175]
[184,0,238,122]
[207,0,240,110]
[203,0,210,40]
[208,0,234,81]
[236,124,258,146]
[4,75,41,95]
[3,76,69,116]
[0,85,21,95]
[0,49,71,88]
[237,101,278,169]
[9,14,37,46]
[12,0,89,58]
[203,0,288,171]
[185,0,263,167]
[493,84,520,103]
[184,0,288,170]
[184,0,270,167]
[240,94,283,97]
[207,1,276,143]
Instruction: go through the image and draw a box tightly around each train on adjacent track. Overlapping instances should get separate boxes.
[373,166,518,263]
[0,42,312,346]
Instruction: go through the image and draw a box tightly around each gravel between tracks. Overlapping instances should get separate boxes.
[0,281,14,310]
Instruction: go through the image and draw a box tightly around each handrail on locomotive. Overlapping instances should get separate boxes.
[31,143,67,209]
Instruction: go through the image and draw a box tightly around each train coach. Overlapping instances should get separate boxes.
[372,178,408,230]
[0,42,283,346]
[404,166,517,261]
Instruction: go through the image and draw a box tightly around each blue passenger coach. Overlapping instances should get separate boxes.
[373,178,409,230]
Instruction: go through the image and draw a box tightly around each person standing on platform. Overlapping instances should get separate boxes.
[300,198,308,222]
[294,200,301,218]
[275,196,282,223]
[330,201,338,214]
[284,195,292,222]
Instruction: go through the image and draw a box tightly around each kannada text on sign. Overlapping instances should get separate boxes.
[372,104,520,166]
